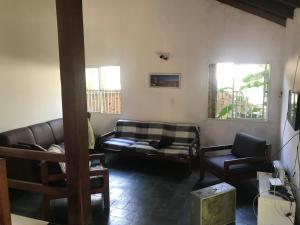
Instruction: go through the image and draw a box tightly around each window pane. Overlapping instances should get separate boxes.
[86,66,121,114]
[85,68,100,90]
[208,63,270,120]
[100,66,121,90]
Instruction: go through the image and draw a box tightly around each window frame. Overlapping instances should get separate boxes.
[207,62,271,122]
[85,66,122,115]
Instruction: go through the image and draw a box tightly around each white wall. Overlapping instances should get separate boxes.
[84,0,284,149]
[0,0,285,151]
[280,9,300,220]
[0,0,62,132]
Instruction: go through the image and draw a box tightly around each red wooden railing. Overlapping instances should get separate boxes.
[87,90,121,114]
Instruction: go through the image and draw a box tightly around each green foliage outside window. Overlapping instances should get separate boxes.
[216,65,269,120]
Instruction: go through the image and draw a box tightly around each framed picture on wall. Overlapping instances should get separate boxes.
[149,73,181,88]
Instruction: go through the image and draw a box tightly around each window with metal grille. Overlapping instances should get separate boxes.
[208,63,270,120]
[86,66,121,114]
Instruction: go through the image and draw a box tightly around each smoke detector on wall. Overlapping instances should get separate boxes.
[157,52,170,61]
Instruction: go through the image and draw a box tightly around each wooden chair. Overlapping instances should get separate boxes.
[200,133,271,182]
[0,158,12,225]
[0,158,53,225]
[40,153,109,217]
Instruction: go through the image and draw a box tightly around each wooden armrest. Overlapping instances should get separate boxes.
[89,153,105,160]
[47,173,67,182]
[100,131,115,140]
[224,156,267,173]
[224,156,266,166]
[188,137,201,156]
[89,153,105,166]
[90,168,108,177]
[44,168,108,183]
[201,145,233,152]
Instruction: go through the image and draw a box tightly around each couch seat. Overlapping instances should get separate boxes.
[104,138,191,159]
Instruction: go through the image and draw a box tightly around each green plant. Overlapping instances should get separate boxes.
[216,65,269,119]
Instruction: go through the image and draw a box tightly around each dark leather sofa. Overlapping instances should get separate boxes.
[0,119,110,212]
[0,119,64,182]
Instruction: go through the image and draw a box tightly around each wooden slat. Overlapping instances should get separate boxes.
[217,0,287,26]
[0,147,65,162]
[8,179,67,195]
[11,214,48,225]
[55,0,91,224]
[0,159,12,225]
[240,0,294,18]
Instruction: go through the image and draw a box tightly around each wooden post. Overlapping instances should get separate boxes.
[55,1,90,225]
[0,159,12,225]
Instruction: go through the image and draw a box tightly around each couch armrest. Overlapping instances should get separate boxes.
[95,131,116,152]
[90,167,108,177]
[201,145,233,153]
[224,156,267,174]
[188,138,199,157]
[101,131,115,140]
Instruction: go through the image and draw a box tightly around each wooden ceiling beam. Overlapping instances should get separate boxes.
[274,0,300,8]
[217,0,287,26]
[239,0,294,18]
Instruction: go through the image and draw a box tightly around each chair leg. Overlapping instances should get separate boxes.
[186,161,192,176]
[103,174,110,209]
[42,195,50,218]
[200,159,205,181]
[103,190,110,209]
[199,169,205,181]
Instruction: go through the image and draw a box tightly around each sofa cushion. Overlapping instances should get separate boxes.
[29,123,55,149]
[103,138,136,151]
[115,120,198,144]
[129,141,191,158]
[149,137,173,149]
[157,144,191,158]
[0,127,36,147]
[231,133,266,158]
[48,144,66,173]
[47,119,64,144]
[206,154,265,174]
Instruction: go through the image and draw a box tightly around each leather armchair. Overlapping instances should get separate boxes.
[200,133,271,182]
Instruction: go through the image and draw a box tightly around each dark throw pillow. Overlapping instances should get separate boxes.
[149,138,173,149]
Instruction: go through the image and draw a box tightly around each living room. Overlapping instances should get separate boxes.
[0,0,300,225]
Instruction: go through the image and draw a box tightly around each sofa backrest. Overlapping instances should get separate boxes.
[47,119,64,144]
[0,127,36,147]
[115,120,199,144]
[231,132,266,158]
[0,119,64,183]
[0,119,64,149]
[29,123,56,149]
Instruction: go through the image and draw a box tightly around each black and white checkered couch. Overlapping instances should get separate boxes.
[100,120,200,165]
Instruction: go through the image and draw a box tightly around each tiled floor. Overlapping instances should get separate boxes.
[9,154,258,225]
